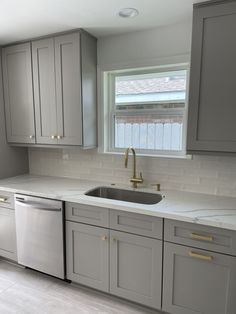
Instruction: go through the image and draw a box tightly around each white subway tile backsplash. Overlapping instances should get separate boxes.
[29,148,236,198]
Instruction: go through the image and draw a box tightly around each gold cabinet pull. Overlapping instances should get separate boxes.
[191,233,213,242]
[0,197,7,202]
[112,237,117,242]
[57,135,63,140]
[51,135,57,139]
[101,235,108,241]
[29,135,35,139]
[189,251,213,261]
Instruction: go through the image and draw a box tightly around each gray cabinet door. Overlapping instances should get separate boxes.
[2,43,35,144]
[187,2,236,153]
[0,206,17,261]
[55,33,82,146]
[32,38,58,144]
[110,230,162,310]
[163,242,236,314]
[66,221,109,292]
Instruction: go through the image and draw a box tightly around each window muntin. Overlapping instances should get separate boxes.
[107,68,188,155]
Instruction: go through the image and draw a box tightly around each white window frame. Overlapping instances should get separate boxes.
[103,64,189,158]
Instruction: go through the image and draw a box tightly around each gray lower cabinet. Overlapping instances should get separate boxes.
[187,1,236,153]
[66,221,109,292]
[2,43,35,144]
[163,242,236,314]
[110,230,162,310]
[0,206,17,261]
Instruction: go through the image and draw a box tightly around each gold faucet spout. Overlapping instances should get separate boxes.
[124,147,143,188]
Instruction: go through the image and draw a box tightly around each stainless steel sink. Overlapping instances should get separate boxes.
[85,187,163,205]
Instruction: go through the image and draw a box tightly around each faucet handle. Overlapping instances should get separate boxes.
[151,183,161,192]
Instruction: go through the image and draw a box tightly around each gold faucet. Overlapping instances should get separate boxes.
[124,147,143,188]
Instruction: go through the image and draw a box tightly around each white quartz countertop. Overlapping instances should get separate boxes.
[0,174,236,231]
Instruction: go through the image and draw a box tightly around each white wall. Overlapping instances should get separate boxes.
[29,21,236,198]
[97,20,192,68]
[0,50,29,178]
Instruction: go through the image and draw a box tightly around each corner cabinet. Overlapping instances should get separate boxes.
[2,43,35,144]
[2,30,97,148]
[187,1,236,154]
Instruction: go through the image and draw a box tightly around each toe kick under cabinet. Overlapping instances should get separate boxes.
[65,203,163,310]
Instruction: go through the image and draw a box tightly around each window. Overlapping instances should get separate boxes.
[105,66,188,156]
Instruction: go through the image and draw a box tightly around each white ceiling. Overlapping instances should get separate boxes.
[0,0,204,44]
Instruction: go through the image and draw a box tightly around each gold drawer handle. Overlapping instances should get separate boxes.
[189,251,213,261]
[0,197,7,203]
[191,233,213,242]
[101,235,108,241]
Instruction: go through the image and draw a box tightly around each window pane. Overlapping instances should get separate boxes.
[115,115,183,151]
[115,70,187,105]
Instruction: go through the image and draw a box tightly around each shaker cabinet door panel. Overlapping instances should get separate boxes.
[2,43,35,144]
[163,242,236,314]
[55,33,83,145]
[66,221,109,292]
[110,230,162,310]
[0,206,17,261]
[187,2,236,153]
[32,38,58,144]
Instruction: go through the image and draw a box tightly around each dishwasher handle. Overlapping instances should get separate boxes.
[15,199,62,212]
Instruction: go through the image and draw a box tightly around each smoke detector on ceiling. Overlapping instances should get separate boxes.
[118,8,139,18]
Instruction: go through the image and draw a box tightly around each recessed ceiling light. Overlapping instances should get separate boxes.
[118,8,139,18]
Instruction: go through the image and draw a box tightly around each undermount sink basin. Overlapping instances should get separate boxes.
[85,187,163,205]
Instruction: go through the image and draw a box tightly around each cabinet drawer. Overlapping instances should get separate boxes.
[164,219,236,256]
[110,210,163,239]
[0,191,14,209]
[65,202,109,227]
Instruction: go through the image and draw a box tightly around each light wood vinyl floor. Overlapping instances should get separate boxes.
[0,260,160,314]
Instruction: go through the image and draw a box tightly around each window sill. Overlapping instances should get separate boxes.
[101,150,192,160]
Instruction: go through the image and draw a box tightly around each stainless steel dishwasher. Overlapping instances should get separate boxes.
[15,194,65,279]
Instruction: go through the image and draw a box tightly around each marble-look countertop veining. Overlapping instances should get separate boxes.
[0,174,236,231]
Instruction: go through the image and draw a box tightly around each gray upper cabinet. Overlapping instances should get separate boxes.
[55,33,82,146]
[163,242,236,314]
[187,1,236,153]
[32,31,97,147]
[2,43,35,144]
[32,38,57,144]
[2,30,97,147]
